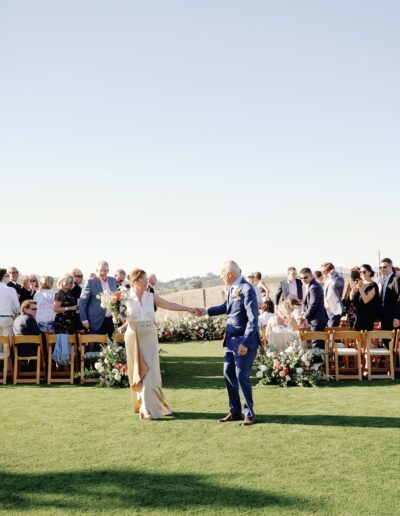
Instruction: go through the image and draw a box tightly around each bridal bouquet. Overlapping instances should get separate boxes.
[255,338,324,387]
[97,290,129,326]
[94,338,129,388]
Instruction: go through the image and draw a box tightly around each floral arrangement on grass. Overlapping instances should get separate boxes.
[157,314,226,342]
[255,337,324,387]
[96,290,129,325]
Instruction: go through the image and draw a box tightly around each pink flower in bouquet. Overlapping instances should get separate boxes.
[279,370,286,378]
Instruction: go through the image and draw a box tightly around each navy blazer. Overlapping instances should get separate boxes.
[207,277,260,351]
[79,276,117,332]
[302,279,328,329]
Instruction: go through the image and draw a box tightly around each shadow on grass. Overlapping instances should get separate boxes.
[0,469,315,513]
[173,412,400,428]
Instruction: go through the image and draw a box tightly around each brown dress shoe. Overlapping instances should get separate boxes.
[240,417,255,426]
[218,412,243,423]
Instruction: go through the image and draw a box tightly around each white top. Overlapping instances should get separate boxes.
[33,290,56,323]
[127,290,155,324]
[253,285,263,305]
[258,312,274,328]
[0,283,20,316]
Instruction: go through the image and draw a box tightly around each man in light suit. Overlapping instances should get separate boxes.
[196,260,260,426]
[321,262,344,327]
[299,267,328,349]
[378,257,400,332]
[79,261,117,338]
[275,267,303,305]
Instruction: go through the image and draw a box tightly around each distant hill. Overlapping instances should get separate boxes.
[157,272,223,293]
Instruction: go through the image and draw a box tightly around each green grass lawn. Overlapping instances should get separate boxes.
[1,341,399,515]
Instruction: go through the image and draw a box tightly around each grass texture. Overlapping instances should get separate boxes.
[0,341,399,515]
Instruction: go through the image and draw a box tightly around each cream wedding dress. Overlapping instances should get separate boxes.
[124,290,172,419]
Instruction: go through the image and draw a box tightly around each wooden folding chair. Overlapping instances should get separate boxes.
[364,330,395,381]
[13,335,42,384]
[113,332,125,345]
[395,330,400,375]
[0,336,11,385]
[332,330,363,381]
[46,334,76,384]
[260,326,267,348]
[300,331,330,378]
[78,334,108,384]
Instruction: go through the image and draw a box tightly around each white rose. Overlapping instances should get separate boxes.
[114,373,121,381]
[260,365,268,372]
[286,375,291,381]
[112,368,118,374]
[296,367,303,374]
[305,361,310,367]
[104,358,109,364]
[256,370,264,378]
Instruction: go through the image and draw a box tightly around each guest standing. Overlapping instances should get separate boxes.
[255,272,271,301]
[54,275,79,335]
[0,269,20,339]
[7,266,22,297]
[350,265,379,331]
[299,268,327,349]
[275,267,303,305]
[19,276,34,304]
[378,257,400,332]
[321,262,345,327]
[70,268,84,304]
[34,276,56,332]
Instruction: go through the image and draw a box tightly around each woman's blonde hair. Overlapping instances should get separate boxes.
[57,274,73,290]
[276,301,292,327]
[22,275,30,288]
[39,275,54,290]
[128,268,146,284]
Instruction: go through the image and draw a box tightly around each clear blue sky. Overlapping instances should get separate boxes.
[1,1,399,280]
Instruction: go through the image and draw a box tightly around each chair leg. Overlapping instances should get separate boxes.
[13,349,18,385]
[389,350,395,380]
[47,344,52,384]
[357,348,362,381]
[80,344,85,384]
[367,350,371,381]
[36,347,41,385]
[334,351,339,381]
[2,347,8,385]
[70,346,75,385]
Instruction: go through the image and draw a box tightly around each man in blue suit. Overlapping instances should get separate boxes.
[79,261,117,338]
[197,260,260,426]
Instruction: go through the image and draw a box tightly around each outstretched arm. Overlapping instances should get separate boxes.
[154,294,195,314]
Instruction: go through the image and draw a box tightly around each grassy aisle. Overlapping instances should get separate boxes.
[0,341,399,515]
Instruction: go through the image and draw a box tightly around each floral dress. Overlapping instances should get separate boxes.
[54,290,79,335]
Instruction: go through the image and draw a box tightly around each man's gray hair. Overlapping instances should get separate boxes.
[222,260,241,277]
[114,269,126,276]
[96,261,109,270]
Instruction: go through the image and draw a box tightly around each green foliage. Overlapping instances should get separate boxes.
[157,314,226,342]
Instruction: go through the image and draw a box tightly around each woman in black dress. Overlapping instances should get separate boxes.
[350,264,380,331]
[54,274,79,334]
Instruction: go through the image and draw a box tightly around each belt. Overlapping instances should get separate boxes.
[0,315,13,317]
[132,321,155,329]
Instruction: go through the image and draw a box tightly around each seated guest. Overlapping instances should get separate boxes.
[54,275,79,335]
[70,268,84,304]
[0,268,20,341]
[255,272,271,301]
[288,298,309,328]
[19,276,34,304]
[342,267,361,328]
[13,300,41,357]
[7,266,22,297]
[265,301,299,351]
[34,276,56,332]
[350,264,380,331]
[258,300,274,329]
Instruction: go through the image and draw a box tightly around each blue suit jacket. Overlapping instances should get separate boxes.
[302,279,328,329]
[207,277,260,352]
[79,276,117,332]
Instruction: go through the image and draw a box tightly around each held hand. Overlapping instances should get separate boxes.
[237,344,248,356]
[82,321,90,330]
[192,307,206,316]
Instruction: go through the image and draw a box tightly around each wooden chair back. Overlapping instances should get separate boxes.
[78,334,108,384]
[46,334,76,384]
[13,335,43,385]
[364,330,395,380]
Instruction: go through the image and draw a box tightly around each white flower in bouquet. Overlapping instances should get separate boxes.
[112,368,118,374]
[104,358,109,364]
[312,363,320,371]
[256,370,264,378]
[296,367,303,374]
[114,372,121,382]
[286,375,291,381]
[304,360,310,367]
[260,365,268,372]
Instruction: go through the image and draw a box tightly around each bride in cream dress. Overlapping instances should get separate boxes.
[120,268,195,420]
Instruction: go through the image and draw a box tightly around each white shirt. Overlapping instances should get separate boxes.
[127,290,155,324]
[258,312,273,328]
[0,283,20,316]
[33,290,56,323]
[287,279,299,300]
[100,279,112,317]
